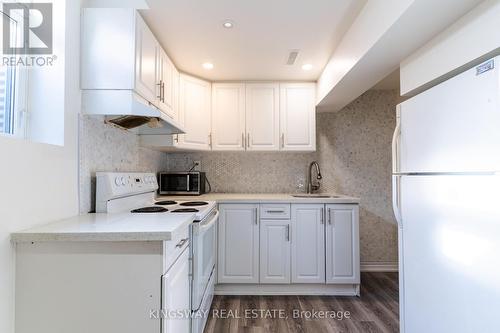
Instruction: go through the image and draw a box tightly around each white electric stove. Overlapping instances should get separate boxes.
[95,172,217,333]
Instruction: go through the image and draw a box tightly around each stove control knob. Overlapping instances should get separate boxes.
[120,177,126,186]
[115,177,121,186]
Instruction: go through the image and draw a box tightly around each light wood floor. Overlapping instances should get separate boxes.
[204,272,399,333]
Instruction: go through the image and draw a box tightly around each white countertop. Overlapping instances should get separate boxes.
[11,193,358,243]
[158,193,360,204]
[11,212,195,243]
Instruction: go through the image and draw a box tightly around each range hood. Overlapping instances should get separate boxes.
[82,90,185,135]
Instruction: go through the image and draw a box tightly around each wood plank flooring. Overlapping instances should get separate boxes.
[204,272,399,333]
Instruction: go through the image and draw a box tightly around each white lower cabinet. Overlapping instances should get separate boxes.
[217,204,259,283]
[260,219,291,284]
[216,202,360,294]
[162,248,190,332]
[325,204,360,284]
[291,204,326,283]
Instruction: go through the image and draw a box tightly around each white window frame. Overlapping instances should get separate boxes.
[0,3,29,139]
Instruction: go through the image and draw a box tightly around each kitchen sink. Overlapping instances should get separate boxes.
[292,194,342,198]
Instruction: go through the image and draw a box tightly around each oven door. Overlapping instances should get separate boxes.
[191,209,218,311]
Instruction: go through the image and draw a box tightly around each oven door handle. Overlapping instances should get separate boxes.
[197,210,219,234]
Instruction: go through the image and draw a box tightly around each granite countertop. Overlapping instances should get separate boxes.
[158,193,360,204]
[11,212,194,243]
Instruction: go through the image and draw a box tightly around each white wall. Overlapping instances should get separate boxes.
[400,0,500,95]
[0,1,81,332]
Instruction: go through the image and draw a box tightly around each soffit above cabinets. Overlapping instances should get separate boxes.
[141,0,366,81]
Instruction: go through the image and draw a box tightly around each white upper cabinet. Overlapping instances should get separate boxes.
[246,83,280,151]
[81,8,180,119]
[325,204,360,284]
[156,48,175,118]
[177,74,212,150]
[134,14,159,104]
[211,83,246,151]
[280,83,316,151]
[291,204,325,284]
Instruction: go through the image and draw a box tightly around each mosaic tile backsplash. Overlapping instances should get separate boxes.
[79,115,167,213]
[165,90,399,263]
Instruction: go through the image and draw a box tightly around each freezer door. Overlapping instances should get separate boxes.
[399,174,500,333]
[398,58,500,173]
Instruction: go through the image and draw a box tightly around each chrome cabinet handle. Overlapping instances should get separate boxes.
[161,81,165,102]
[286,225,290,241]
[242,133,245,148]
[176,238,188,248]
[157,80,163,99]
[328,208,332,225]
[266,210,285,213]
[254,207,258,224]
[208,133,213,149]
[320,208,324,224]
[281,133,285,148]
[247,133,250,149]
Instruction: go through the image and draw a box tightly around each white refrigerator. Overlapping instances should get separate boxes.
[393,56,500,333]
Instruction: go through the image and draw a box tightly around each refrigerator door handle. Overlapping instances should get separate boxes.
[392,106,401,173]
[392,175,403,228]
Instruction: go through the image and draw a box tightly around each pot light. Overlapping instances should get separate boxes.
[222,20,234,29]
[302,64,313,71]
[202,62,214,70]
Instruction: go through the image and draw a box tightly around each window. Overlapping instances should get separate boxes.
[0,9,26,138]
[0,62,16,134]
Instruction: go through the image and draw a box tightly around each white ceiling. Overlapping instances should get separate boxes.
[141,0,366,81]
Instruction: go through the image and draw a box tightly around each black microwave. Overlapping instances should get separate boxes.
[158,172,206,195]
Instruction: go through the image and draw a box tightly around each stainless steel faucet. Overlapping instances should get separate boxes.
[307,161,322,194]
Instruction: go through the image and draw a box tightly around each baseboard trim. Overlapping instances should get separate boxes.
[215,283,360,296]
[361,262,399,272]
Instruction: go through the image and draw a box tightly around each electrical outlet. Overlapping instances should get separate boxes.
[193,160,202,171]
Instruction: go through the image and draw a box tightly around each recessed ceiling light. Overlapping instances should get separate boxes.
[202,62,214,70]
[302,64,313,71]
[222,20,234,29]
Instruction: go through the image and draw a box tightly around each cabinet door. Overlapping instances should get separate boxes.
[178,74,212,150]
[279,83,316,151]
[162,248,190,333]
[171,65,179,122]
[157,48,175,118]
[218,204,259,283]
[325,204,360,284]
[291,204,325,283]
[135,14,158,104]
[245,83,280,151]
[211,83,246,151]
[260,219,291,284]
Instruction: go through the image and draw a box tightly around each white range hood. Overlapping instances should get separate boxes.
[82,90,185,135]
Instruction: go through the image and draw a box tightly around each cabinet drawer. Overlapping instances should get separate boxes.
[163,224,190,272]
[260,204,291,219]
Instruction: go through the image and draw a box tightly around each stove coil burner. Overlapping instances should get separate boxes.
[131,206,168,213]
[172,208,199,213]
[179,201,209,207]
[155,201,178,206]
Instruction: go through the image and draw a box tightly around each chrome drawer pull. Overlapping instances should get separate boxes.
[266,210,285,213]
